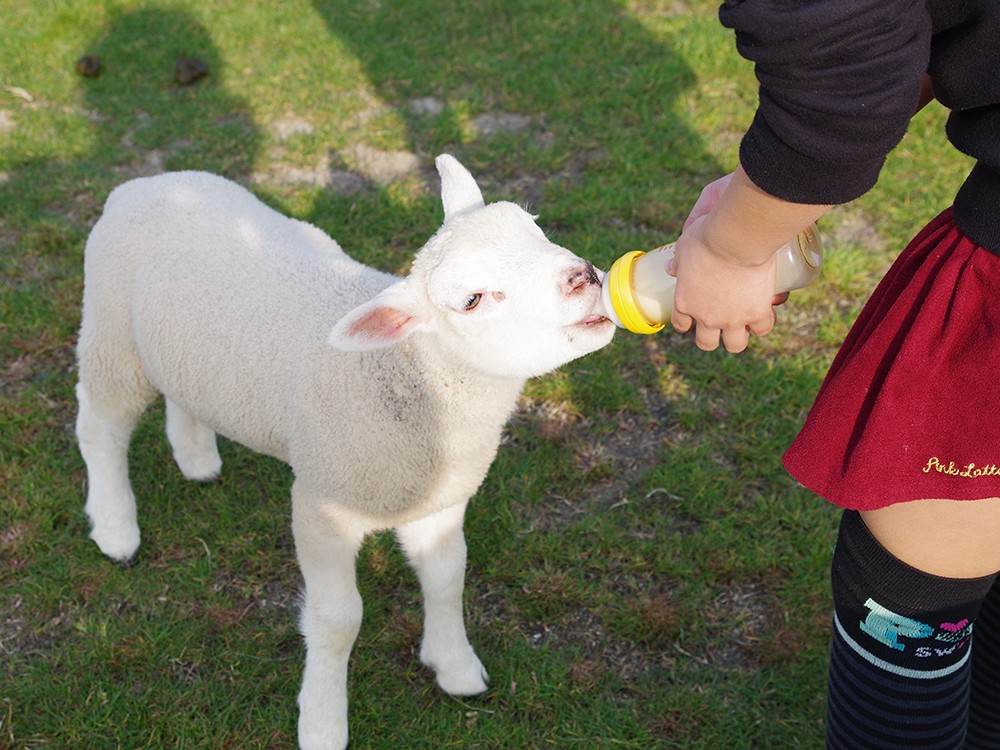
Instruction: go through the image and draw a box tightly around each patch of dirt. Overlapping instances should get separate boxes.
[474,112,532,137]
[255,100,553,198]
[208,570,299,616]
[0,595,73,658]
[253,159,339,190]
[408,97,445,117]
[626,0,702,17]
[0,109,15,133]
[510,384,685,533]
[111,149,165,180]
[254,144,427,194]
[515,579,796,680]
[527,606,674,682]
[336,143,424,185]
[488,390,802,686]
[0,522,31,574]
[0,340,77,392]
[687,581,812,672]
[0,597,28,657]
[828,208,885,253]
[271,116,315,142]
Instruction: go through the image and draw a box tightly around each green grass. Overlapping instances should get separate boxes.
[0,1,972,748]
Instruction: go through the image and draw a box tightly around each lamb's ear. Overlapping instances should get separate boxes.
[436,154,485,220]
[327,281,429,352]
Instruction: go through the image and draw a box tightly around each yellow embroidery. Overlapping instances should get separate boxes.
[922,457,1000,478]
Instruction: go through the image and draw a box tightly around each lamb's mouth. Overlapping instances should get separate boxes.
[565,313,613,335]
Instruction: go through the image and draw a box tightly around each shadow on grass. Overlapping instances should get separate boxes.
[0,4,260,374]
[305,0,719,237]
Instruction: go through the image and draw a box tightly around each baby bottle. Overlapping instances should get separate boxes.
[596,224,823,334]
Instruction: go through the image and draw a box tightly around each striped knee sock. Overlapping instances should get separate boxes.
[825,510,997,749]
[967,576,1000,748]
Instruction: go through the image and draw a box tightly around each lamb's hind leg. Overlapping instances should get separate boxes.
[396,501,489,696]
[292,484,366,750]
[165,398,221,481]
[76,382,149,564]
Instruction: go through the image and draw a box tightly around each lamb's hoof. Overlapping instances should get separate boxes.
[114,553,139,569]
[426,649,490,696]
[297,716,348,750]
[176,453,222,482]
[439,665,489,696]
[184,468,221,483]
[89,526,140,565]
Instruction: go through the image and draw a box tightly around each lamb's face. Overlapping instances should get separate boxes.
[421,202,615,379]
[327,155,615,376]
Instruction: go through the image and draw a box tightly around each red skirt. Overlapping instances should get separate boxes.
[783,208,1000,510]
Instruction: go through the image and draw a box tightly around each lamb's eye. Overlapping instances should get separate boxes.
[463,293,483,311]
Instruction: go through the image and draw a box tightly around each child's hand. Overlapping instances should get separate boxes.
[683,172,735,231]
[668,215,779,353]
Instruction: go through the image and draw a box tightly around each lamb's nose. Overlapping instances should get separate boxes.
[564,262,598,294]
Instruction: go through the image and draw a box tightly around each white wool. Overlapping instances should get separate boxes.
[75,155,614,749]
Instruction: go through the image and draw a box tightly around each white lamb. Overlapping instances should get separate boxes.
[75,154,615,749]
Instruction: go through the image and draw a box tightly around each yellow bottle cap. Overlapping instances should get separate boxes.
[607,251,665,335]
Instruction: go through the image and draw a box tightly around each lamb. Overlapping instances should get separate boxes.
[74,154,615,750]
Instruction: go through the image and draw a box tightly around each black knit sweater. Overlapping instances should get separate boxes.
[719,0,1000,252]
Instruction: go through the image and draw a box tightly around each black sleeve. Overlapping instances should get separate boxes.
[719,0,932,204]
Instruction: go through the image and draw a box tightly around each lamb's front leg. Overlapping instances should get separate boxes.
[396,501,489,696]
[292,489,365,750]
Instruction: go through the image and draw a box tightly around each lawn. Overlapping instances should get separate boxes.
[0,1,972,748]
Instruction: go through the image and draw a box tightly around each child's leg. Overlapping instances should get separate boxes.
[967,575,1000,749]
[825,510,998,749]
[862,497,1000,580]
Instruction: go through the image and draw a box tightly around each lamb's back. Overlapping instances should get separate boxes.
[102,172,393,459]
[88,172,524,524]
